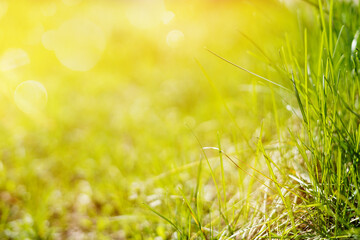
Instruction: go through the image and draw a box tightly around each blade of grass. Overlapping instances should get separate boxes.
[206,48,291,92]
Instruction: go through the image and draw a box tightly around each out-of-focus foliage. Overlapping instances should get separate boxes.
[0,0,300,238]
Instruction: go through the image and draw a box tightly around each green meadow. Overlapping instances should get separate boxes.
[0,0,359,239]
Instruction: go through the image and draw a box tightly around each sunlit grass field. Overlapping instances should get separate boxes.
[0,0,359,239]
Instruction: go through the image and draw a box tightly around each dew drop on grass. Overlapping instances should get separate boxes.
[166,30,184,48]
[286,105,292,112]
[0,48,30,71]
[351,31,359,53]
[14,80,48,115]
[42,18,106,71]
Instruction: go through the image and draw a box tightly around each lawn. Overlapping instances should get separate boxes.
[0,0,359,239]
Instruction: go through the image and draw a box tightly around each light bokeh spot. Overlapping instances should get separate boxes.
[0,48,30,71]
[42,19,106,71]
[126,0,166,29]
[162,11,175,24]
[14,80,48,115]
[279,0,296,7]
[62,0,82,6]
[41,2,57,17]
[0,1,8,19]
[166,30,184,48]
[41,30,58,50]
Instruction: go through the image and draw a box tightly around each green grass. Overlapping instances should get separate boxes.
[0,0,359,239]
[289,0,360,238]
[148,0,360,238]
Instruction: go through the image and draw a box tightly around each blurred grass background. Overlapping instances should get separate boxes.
[0,0,303,239]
